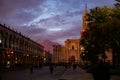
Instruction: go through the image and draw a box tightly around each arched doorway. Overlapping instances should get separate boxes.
[70,56,75,63]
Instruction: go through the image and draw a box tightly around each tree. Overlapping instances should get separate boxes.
[80,4,120,66]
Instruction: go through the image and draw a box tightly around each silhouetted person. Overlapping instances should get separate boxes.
[39,63,43,69]
[92,60,111,80]
[49,64,54,75]
[64,64,68,69]
[30,64,33,74]
[68,62,72,68]
[73,63,77,70]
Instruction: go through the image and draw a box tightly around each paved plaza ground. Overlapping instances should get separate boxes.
[1,66,120,80]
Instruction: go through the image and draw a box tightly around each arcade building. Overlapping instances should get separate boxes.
[0,24,44,70]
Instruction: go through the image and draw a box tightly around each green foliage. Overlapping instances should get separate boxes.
[80,3,120,65]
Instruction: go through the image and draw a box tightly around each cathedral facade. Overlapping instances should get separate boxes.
[52,5,89,64]
[53,39,81,63]
[53,5,112,64]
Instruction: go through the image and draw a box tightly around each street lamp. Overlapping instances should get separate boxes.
[82,53,85,56]
[11,51,14,54]
[0,39,1,43]
[81,47,84,51]
[81,46,85,52]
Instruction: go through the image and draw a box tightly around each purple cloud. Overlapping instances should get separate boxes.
[0,0,116,45]
[0,0,46,25]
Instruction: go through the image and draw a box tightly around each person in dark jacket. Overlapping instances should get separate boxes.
[49,64,54,75]
[30,64,33,74]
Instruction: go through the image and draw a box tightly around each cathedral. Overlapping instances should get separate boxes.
[53,4,113,64]
[52,5,89,64]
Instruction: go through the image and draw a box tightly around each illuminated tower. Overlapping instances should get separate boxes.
[79,4,89,61]
[80,4,89,36]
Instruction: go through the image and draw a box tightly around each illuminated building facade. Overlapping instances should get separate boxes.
[53,39,81,63]
[53,5,112,64]
[0,24,44,70]
[52,6,89,64]
[65,39,81,63]
[53,45,62,63]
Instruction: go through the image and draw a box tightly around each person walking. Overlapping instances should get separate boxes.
[30,64,33,74]
[49,64,54,75]
[73,63,77,70]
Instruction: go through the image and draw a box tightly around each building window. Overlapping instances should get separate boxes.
[72,46,74,50]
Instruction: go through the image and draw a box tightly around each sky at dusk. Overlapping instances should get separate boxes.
[0,0,116,45]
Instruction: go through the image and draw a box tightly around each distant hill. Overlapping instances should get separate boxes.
[37,40,59,54]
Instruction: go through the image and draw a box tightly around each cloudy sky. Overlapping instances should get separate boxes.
[0,0,116,45]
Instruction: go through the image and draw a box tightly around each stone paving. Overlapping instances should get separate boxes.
[60,67,92,80]
[1,66,120,80]
[60,67,120,80]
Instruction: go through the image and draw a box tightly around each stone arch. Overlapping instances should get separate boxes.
[70,55,75,63]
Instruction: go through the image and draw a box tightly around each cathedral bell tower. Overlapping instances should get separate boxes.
[80,4,89,37]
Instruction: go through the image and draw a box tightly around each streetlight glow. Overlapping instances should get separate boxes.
[81,47,85,51]
[0,39,2,43]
